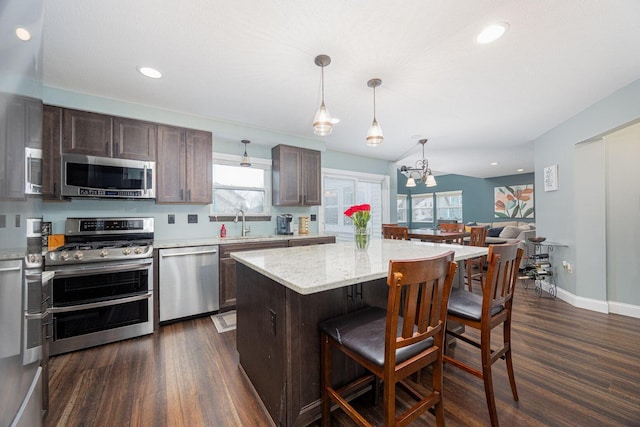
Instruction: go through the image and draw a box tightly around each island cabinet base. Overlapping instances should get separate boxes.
[236,263,388,427]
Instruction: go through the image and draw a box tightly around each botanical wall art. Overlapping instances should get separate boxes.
[544,164,558,191]
[494,184,534,218]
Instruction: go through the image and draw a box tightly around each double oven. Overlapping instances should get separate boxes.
[45,217,154,356]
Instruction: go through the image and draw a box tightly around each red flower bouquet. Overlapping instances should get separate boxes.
[344,204,371,250]
[344,204,371,229]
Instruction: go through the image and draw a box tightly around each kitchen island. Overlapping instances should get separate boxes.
[231,239,487,426]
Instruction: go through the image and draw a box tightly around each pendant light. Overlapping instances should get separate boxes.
[400,139,437,187]
[240,140,251,167]
[313,55,333,136]
[366,78,383,146]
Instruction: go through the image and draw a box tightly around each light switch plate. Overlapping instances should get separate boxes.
[188,214,198,224]
[15,214,20,227]
[168,214,175,224]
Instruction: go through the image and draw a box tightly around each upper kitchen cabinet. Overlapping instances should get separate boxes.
[156,125,212,204]
[272,144,321,206]
[0,94,27,200]
[62,109,156,161]
[42,105,64,200]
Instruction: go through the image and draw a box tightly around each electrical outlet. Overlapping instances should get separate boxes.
[15,214,20,228]
[0,215,5,228]
[310,214,317,221]
[168,214,175,224]
[188,214,198,224]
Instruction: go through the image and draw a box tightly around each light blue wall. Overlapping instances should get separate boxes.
[534,78,640,306]
[397,171,534,228]
[40,88,394,240]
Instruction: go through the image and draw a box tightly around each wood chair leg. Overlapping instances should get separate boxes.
[433,354,445,427]
[503,319,519,401]
[466,260,473,292]
[320,334,332,427]
[481,330,499,427]
[383,374,396,427]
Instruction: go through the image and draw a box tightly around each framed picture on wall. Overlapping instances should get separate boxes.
[544,165,558,192]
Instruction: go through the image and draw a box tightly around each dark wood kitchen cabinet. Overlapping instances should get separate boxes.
[272,144,321,206]
[156,125,212,204]
[62,108,156,161]
[218,240,288,312]
[42,105,65,200]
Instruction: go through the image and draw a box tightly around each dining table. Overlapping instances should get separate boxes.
[408,228,467,243]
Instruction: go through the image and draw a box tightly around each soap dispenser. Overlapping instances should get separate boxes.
[220,224,226,238]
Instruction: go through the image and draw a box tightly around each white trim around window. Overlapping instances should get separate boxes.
[397,194,408,223]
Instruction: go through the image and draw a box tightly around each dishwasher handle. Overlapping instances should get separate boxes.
[161,249,218,258]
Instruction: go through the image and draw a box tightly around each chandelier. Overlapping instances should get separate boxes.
[400,139,437,187]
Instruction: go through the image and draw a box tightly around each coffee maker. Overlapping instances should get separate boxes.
[276,214,293,235]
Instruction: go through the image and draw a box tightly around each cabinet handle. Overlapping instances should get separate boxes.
[115,142,119,156]
[180,189,184,200]
[106,141,109,156]
[188,189,191,201]
[53,183,57,196]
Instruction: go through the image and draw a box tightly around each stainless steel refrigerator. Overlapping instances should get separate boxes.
[0,0,46,425]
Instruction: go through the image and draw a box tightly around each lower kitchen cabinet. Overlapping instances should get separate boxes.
[219,240,288,312]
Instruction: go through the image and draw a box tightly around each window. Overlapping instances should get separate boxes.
[397,195,407,223]
[321,169,389,241]
[412,193,434,223]
[211,154,271,216]
[436,190,463,221]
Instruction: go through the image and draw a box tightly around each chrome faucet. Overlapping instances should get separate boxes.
[234,209,250,237]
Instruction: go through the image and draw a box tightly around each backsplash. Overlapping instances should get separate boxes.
[38,198,319,240]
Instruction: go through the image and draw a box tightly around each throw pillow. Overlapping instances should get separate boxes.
[487,226,505,237]
[499,226,522,239]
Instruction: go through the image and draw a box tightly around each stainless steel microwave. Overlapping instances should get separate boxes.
[25,147,42,195]
[61,153,155,199]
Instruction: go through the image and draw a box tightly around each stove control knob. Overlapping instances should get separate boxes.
[100,249,109,258]
[122,248,132,256]
[59,251,70,261]
[134,247,144,255]
[74,251,84,261]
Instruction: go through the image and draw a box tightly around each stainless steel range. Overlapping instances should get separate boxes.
[45,217,154,355]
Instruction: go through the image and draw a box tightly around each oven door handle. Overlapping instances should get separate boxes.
[49,292,152,314]
[51,260,153,278]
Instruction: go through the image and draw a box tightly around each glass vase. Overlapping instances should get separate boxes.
[354,226,370,251]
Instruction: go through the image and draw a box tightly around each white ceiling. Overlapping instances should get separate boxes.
[41,0,640,178]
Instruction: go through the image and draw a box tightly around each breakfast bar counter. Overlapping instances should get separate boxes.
[231,239,487,426]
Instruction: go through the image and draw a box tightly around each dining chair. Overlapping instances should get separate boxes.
[320,251,457,426]
[444,243,524,427]
[465,226,488,291]
[382,225,409,240]
[437,223,464,244]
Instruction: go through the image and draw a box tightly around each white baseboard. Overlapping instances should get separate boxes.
[554,287,640,318]
[608,301,640,319]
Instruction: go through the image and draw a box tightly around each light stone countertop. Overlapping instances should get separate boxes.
[154,233,335,249]
[231,239,488,295]
[0,248,27,261]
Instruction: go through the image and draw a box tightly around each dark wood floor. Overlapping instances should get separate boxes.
[45,284,640,427]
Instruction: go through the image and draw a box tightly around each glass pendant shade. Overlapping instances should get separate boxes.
[426,171,437,187]
[313,101,333,136]
[406,176,417,187]
[313,55,333,136]
[366,118,383,146]
[240,140,251,167]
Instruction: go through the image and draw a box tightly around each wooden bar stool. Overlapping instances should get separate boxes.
[382,225,409,240]
[444,243,524,427]
[465,226,488,291]
[320,251,457,426]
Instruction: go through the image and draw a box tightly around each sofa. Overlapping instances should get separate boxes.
[465,221,536,246]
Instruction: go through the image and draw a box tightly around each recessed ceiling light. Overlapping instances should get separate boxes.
[15,27,31,41]
[516,168,525,172]
[137,66,162,79]
[491,162,499,166]
[477,23,509,44]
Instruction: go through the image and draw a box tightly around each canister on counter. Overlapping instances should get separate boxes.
[299,216,309,235]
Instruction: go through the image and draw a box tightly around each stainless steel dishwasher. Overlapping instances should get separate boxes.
[159,245,219,322]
